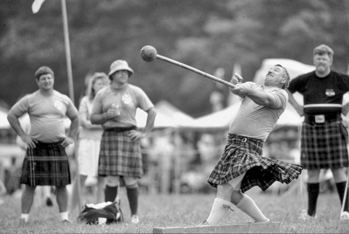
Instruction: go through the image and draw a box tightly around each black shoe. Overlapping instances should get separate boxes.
[46,197,53,207]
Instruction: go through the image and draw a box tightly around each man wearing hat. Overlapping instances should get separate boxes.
[7,66,80,224]
[91,60,156,224]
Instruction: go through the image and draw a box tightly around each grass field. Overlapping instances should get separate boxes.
[0,184,348,233]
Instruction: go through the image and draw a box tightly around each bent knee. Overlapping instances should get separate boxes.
[124,177,138,188]
[106,176,119,186]
[231,189,243,205]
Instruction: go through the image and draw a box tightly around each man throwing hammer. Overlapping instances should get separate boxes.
[201,64,302,225]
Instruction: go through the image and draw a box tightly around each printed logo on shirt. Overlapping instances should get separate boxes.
[122,94,133,105]
[325,89,335,97]
[54,100,66,112]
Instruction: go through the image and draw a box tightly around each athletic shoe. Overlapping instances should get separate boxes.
[255,218,270,223]
[196,220,209,226]
[340,211,349,221]
[298,209,317,220]
[62,219,72,224]
[131,215,139,224]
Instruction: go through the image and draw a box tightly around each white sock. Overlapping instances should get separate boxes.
[206,198,234,225]
[60,211,69,221]
[236,194,268,222]
[21,214,29,222]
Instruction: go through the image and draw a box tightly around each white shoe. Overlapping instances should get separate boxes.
[340,211,349,221]
[255,218,270,223]
[298,209,317,220]
[131,215,139,224]
[196,220,209,226]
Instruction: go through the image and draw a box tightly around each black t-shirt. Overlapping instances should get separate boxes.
[288,70,349,114]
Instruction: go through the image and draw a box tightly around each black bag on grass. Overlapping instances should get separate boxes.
[77,201,124,225]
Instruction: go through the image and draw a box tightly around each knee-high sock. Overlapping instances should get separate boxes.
[126,187,138,215]
[236,194,268,222]
[206,198,234,225]
[336,181,348,212]
[307,183,319,216]
[105,185,118,202]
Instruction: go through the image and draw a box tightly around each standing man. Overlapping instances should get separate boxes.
[7,66,79,224]
[201,65,302,225]
[90,60,156,224]
[287,44,349,220]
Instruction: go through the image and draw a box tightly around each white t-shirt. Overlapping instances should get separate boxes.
[10,90,77,143]
[92,84,154,128]
[229,82,288,141]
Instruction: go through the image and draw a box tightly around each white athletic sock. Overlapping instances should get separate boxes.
[60,211,69,221]
[21,214,29,222]
[206,198,234,225]
[236,194,268,222]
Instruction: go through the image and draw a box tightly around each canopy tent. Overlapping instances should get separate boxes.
[0,108,10,129]
[136,108,177,129]
[189,101,241,131]
[154,100,195,127]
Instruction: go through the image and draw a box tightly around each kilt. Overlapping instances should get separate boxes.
[301,119,349,169]
[207,134,303,193]
[20,141,71,187]
[98,130,143,178]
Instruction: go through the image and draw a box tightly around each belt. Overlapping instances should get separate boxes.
[104,126,136,132]
[304,113,341,124]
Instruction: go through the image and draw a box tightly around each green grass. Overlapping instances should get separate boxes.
[0,185,348,233]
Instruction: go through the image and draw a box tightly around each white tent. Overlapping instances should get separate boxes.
[154,100,195,127]
[190,101,241,130]
[136,108,177,129]
[0,108,10,129]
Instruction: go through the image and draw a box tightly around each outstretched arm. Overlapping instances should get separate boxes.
[230,84,284,108]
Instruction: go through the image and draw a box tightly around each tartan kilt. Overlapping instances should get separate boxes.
[20,141,71,187]
[98,130,143,178]
[208,134,303,193]
[301,119,349,169]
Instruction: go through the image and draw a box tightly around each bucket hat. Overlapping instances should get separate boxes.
[108,60,134,78]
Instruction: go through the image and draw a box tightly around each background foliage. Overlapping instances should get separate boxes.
[1,0,349,116]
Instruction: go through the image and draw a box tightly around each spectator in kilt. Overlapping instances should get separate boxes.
[287,44,349,220]
[69,72,109,212]
[7,66,79,224]
[201,65,302,225]
[90,60,156,224]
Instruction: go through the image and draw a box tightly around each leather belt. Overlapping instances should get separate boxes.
[104,126,136,132]
[304,113,340,124]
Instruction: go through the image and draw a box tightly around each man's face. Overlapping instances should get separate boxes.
[111,70,129,85]
[37,73,54,90]
[264,66,286,88]
[313,53,332,75]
